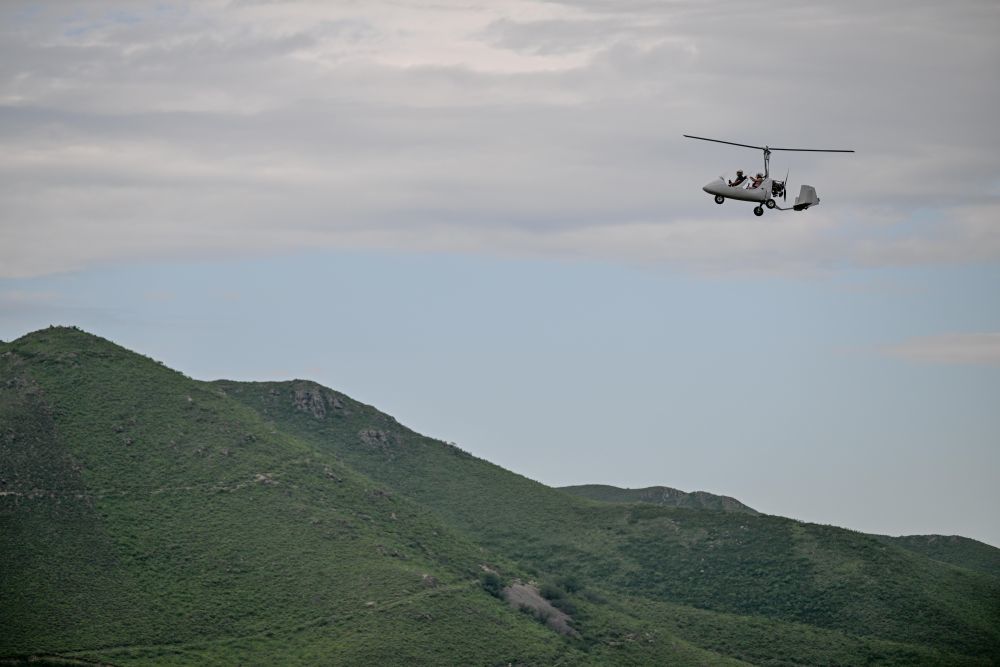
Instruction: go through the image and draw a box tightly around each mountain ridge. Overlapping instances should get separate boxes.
[3,326,998,665]
[213,374,1000,661]
[558,483,758,514]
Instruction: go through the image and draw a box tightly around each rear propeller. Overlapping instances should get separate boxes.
[783,170,789,202]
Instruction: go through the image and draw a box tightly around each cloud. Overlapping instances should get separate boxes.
[0,290,61,307]
[0,289,114,325]
[1,0,999,277]
[480,17,654,57]
[884,333,1000,366]
[142,290,176,302]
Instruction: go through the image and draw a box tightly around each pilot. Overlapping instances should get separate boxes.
[728,170,747,187]
[750,173,764,189]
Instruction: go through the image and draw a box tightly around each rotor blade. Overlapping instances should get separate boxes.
[768,147,854,153]
[683,135,764,151]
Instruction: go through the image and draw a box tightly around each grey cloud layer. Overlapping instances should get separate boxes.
[886,333,1000,366]
[1,0,998,276]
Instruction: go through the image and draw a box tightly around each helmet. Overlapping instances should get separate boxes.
[736,169,743,174]
[756,173,763,177]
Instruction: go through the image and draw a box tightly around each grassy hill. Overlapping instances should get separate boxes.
[876,534,1000,579]
[217,377,1000,664]
[3,327,999,665]
[0,328,598,665]
[558,483,758,513]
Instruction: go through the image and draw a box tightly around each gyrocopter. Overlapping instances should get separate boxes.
[684,134,853,216]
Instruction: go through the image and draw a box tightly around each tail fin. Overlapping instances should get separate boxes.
[793,185,820,211]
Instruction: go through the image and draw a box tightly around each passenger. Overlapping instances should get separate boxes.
[750,173,765,189]
[728,170,747,187]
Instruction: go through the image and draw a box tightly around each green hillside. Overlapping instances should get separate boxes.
[559,483,758,513]
[877,534,1000,579]
[0,328,614,665]
[3,327,999,665]
[218,377,1000,664]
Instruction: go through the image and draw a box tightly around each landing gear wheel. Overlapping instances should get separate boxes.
[753,206,764,217]
[765,199,776,209]
[714,195,725,205]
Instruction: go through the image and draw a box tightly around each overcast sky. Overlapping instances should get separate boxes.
[2,1,999,546]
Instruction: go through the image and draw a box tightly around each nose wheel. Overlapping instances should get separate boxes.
[753,206,764,217]
[765,199,776,209]
[714,195,725,204]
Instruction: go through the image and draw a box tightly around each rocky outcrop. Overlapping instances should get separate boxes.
[292,384,349,419]
[359,428,400,456]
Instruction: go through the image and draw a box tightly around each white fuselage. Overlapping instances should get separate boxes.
[703,177,771,203]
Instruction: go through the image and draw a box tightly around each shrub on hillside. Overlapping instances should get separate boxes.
[556,575,582,593]
[480,571,505,598]
[539,582,565,601]
[551,597,578,616]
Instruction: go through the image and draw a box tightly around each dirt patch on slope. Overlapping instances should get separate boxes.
[502,583,578,637]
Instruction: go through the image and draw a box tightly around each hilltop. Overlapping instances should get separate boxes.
[559,484,758,514]
[1,327,584,665]
[3,327,999,665]
[877,534,1000,579]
